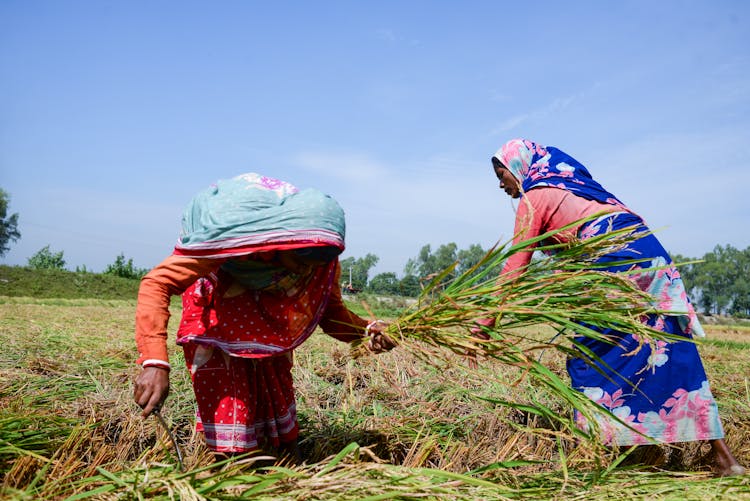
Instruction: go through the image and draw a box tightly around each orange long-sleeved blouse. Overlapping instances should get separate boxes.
[135,255,369,366]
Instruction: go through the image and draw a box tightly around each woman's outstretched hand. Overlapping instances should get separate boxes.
[365,320,397,353]
[466,317,494,369]
[470,317,495,336]
[134,366,170,417]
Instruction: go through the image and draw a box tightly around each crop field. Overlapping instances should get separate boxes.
[1,296,750,500]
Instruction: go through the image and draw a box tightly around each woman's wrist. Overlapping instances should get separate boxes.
[365,320,386,336]
[141,359,171,371]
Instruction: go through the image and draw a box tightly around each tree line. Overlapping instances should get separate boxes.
[340,243,492,297]
[2,188,748,316]
[673,246,750,317]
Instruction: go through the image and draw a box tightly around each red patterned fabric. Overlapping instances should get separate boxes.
[184,343,298,452]
[176,263,336,357]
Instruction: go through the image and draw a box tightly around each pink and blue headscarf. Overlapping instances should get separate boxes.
[492,138,627,209]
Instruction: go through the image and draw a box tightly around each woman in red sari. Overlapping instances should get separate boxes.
[133,173,394,460]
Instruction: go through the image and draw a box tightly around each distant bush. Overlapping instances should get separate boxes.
[343,292,410,318]
[28,245,66,270]
[104,253,148,279]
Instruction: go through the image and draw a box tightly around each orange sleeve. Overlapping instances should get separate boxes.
[135,255,225,365]
[318,262,369,343]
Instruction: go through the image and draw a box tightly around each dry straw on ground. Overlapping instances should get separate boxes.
[1,220,749,499]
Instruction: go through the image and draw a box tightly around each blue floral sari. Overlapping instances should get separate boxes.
[494,139,725,445]
[569,212,723,445]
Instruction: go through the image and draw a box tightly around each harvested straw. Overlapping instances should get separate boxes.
[50,442,750,500]
[359,216,685,443]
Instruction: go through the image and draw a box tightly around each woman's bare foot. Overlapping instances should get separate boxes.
[710,439,745,477]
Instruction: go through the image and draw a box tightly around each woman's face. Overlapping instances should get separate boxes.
[494,164,521,199]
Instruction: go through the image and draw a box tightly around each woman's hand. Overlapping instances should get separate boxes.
[365,320,397,353]
[466,317,494,369]
[470,316,495,337]
[133,366,170,417]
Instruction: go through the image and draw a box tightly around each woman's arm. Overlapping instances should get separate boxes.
[134,254,224,417]
[318,262,396,353]
[318,262,369,342]
[500,196,542,279]
[135,255,224,365]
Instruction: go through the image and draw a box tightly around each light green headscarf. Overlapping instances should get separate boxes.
[174,173,346,258]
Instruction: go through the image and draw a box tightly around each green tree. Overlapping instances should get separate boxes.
[368,272,400,295]
[28,245,66,270]
[728,247,750,317]
[339,253,379,291]
[398,274,421,297]
[730,277,750,317]
[690,244,748,315]
[404,243,458,284]
[456,243,503,280]
[104,253,148,279]
[0,188,21,257]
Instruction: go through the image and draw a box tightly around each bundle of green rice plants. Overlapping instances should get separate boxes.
[360,216,684,448]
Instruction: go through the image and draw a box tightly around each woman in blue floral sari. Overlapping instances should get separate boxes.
[488,138,744,477]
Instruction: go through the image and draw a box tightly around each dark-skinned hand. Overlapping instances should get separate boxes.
[133,366,170,418]
[365,320,397,353]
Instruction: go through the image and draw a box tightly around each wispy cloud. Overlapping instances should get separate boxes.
[488,91,585,135]
[490,114,531,134]
[584,129,750,256]
[375,29,397,43]
[374,28,420,46]
[293,151,387,182]
[298,151,513,275]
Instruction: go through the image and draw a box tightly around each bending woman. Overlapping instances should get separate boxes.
[489,139,744,477]
[133,173,394,460]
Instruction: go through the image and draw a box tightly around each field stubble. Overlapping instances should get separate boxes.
[1,299,749,499]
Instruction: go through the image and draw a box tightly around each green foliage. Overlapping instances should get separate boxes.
[0,188,21,258]
[679,244,750,317]
[341,291,410,318]
[403,242,495,294]
[339,253,378,291]
[3,259,749,497]
[384,219,685,439]
[404,242,458,281]
[27,245,66,270]
[367,271,400,295]
[730,276,750,318]
[103,253,148,279]
[0,265,140,300]
[398,274,421,296]
[456,244,489,276]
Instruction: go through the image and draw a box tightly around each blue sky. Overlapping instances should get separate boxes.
[1,1,748,277]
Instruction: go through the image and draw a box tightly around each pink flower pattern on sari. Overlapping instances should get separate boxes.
[578,381,723,445]
[629,256,704,338]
